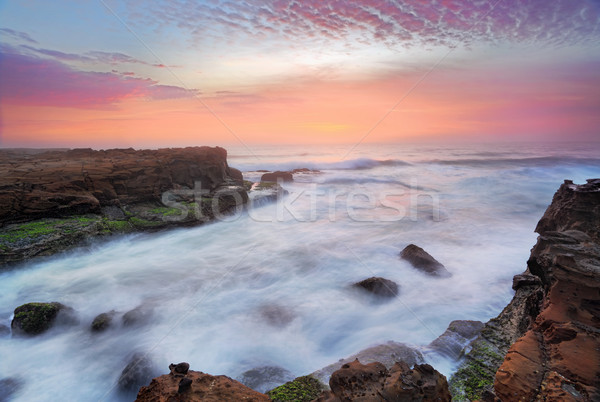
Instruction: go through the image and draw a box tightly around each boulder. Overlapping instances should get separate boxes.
[136,364,270,401]
[352,277,399,298]
[122,305,154,327]
[238,365,294,393]
[428,320,484,360]
[91,310,117,332]
[118,353,158,394]
[399,244,451,277]
[260,171,293,182]
[312,341,423,384]
[315,359,451,401]
[11,302,77,336]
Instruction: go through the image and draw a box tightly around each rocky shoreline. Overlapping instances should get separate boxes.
[2,148,598,401]
[0,147,287,267]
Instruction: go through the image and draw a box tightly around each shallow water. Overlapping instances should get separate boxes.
[1,142,599,401]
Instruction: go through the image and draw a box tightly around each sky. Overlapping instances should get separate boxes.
[0,0,599,148]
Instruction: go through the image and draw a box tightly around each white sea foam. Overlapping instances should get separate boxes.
[0,142,599,401]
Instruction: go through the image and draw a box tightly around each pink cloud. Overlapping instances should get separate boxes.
[0,47,198,108]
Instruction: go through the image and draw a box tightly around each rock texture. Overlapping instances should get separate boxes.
[352,277,399,298]
[428,320,484,360]
[315,359,451,402]
[0,147,247,265]
[450,179,600,401]
[11,302,77,336]
[312,341,424,385]
[260,171,294,182]
[136,363,270,402]
[399,244,451,277]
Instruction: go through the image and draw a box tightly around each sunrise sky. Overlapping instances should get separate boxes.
[1,0,599,148]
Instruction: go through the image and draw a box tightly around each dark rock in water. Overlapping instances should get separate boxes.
[291,168,321,174]
[228,167,244,183]
[91,310,116,332]
[260,171,293,182]
[11,302,77,336]
[136,364,270,401]
[169,362,190,376]
[315,359,451,402]
[312,341,423,384]
[266,375,325,402]
[0,323,10,336]
[0,377,23,401]
[512,273,543,290]
[122,305,153,327]
[429,320,484,360]
[400,244,451,277]
[238,366,295,393]
[259,305,295,327]
[352,276,399,297]
[118,353,157,394]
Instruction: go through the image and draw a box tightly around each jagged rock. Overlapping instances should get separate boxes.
[352,277,399,297]
[169,362,190,376]
[260,171,293,182]
[91,310,116,332]
[11,302,78,336]
[238,366,295,393]
[122,305,153,327]
[428,320,484,360]
[399,244,451,277]
[312,341,423,384]
[136,364,270,401]
[451,179,600,401]
[118,353,158,394]
[315,359,451,401]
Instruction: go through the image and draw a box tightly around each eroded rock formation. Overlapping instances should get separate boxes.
[450,179,600,401]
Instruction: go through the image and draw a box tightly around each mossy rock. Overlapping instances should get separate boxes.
[91,310,117,332]
[11,302,74,336]
[266,375,325,402]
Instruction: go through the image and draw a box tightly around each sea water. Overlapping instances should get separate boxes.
[0,142,599,401]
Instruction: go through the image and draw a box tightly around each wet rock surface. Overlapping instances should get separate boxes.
[450,179,600,401]
[238,366,295,393]
[312,341,424,384]
[11,302,77,336]
[90,310,116,332]
[0,147,247,266]
[315,359,451,402]
[118,353,158,395]
[352,277,399,298]
[136,363,270,402]
[428,320,484,360]
[399,244,451,277]
[260,171,294,182]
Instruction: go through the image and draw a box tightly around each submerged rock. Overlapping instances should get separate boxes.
[238,366,295,393]
[399,244,451,277]
[118,353,158,394]
[259,305,296,327]
[315,359,451,402]
[91,310,117,332]
[0,323,10,336]
[136,363,270,401]
[122,305,154,327]
[428,320,484,360]
[352,276,399,298]
[312,341,423,384]
[11,302,77,336]
[260,171,293,182]
[0,377,23,401]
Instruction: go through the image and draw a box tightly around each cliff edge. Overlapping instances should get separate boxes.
[0,147,247,265]
[450,179,600,401]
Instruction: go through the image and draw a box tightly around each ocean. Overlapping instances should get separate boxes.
[1,142,599,401]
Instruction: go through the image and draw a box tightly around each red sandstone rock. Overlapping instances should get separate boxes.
[493,179,600,401]
[135,363,270,402]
